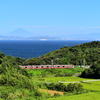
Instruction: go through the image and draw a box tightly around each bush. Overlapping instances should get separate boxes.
[67,83,83,92]
[45,82,84,93]
[45,83,67,92]
[53,93,61,97]
[80,63,100,79]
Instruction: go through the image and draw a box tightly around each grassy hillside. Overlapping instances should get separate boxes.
[24,41,100,66]
[1,41,100,100]
[40,41,100,65]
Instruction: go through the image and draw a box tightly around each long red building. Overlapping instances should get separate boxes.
[20,65,74,69]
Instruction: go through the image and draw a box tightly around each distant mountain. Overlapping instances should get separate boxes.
[0,28,58,40]
[8,28,33,37]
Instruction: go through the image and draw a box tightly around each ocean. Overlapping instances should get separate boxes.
[0,40,92,59]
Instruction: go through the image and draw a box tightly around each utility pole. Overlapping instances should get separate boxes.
[51,60,54,68]
[56,58,59,65]
[80,59,82,67]
[83,59,85,67]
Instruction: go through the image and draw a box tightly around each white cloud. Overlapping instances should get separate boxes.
[8,20,21,23]
[77,27,86,29]
[24,26,47,28]
[86,20,100,23]
[3,7,9,9]
[10,26,22,28]
[90,27,100,29]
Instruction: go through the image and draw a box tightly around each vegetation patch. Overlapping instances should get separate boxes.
[40,89,63,96]
[28,67,83,78]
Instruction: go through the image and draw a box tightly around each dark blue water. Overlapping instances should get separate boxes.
[0,40,92,59]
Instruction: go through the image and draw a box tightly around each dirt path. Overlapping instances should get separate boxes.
[59,79,100,83]
[40,89,64,96]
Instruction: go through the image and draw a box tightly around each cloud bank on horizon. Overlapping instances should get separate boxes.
[0,0,100,40]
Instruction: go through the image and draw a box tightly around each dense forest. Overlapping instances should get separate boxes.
[24,41,100,66]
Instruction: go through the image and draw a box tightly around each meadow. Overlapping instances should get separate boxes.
[33,76,95,83]
[28,67,83,77]
[80,81,100,91]
[47,92,100,100]
[35,76,100,100]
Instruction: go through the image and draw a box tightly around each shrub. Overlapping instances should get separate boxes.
[45,83,67,92]
[67,83,83,92]
[53,93,61,97]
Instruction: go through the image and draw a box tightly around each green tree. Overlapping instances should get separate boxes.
[81,62,100,78]
[24,58,40,65]
[67,83,83,92]
[59,57,70,64]
[15,57,26,65]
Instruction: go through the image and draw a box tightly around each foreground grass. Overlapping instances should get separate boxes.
[47,92,100,100]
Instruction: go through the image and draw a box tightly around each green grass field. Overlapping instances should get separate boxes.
[28,67,83,77]
[47,92,100,100]
[36,76,100,100]
[33,76,95,83]
[80,81,100,91]
[29,68,100,100]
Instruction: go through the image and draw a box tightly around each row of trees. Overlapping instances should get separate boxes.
[45,83,83,92]
[23,57,70,65]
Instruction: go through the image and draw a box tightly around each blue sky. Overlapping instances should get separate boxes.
[0,0,100,39]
